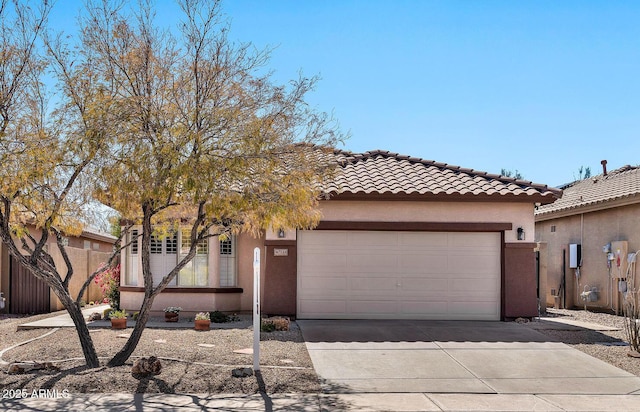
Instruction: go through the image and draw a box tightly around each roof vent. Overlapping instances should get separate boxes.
[601,160,608,176]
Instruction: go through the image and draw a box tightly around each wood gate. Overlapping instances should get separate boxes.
[9,255,50,314]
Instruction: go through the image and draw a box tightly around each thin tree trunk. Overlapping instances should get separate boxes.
[108,293,155,366]
[54,285,100,368]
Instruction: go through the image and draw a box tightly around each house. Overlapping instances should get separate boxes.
[0,227,117,314]
[119,150,561,320]
[535,162,640,314]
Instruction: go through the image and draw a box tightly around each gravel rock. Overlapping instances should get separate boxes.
[0,312,319,394]
[525,308,640,377]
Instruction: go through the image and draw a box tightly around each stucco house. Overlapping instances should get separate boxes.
[535,162,640,314]
[120,150,561,320]
[0,227,116,314]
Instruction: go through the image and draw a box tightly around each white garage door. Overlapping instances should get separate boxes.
[297,230,501,320]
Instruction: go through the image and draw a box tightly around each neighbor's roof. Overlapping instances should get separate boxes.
[324,150,562,204]
[535,165,640,220]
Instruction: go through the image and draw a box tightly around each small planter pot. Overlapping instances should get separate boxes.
[194,320,211,331]
[111,318,127,329]
[165,312,179,322]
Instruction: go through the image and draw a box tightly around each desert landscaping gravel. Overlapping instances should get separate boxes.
[0,310,319,394]
[526,308,640,377]
[2,307,640,394]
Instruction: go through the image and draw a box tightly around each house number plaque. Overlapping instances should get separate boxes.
[274,248,288,257]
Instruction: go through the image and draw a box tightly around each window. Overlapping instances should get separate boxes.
[83,240,91,250]
[125,230,139,286]
[177,230,209,286]
[131,230,139,255]
[219,236,236,287]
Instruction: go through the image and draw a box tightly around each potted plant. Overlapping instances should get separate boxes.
[164,306,182,322]
[109,309,128,329]
[194,312,211,331]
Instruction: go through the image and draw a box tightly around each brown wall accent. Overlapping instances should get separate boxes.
[119,286,243,294]
[316,221,513,232]
[263,240,297,316]
[503,242,538,319]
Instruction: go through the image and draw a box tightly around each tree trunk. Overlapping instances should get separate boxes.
[55,286,100,368]
[108,294,154,366]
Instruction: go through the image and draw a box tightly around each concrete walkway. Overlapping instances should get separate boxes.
[298,319,640,410]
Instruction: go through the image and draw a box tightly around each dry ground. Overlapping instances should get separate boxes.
[0,310,319,394]
[3,307,640,394]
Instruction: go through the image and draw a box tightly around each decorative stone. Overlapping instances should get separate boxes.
[131,356,162,376]
[197,343,215,348]
[233,348,253,355]
[280,359,294,364]
[154,339,167,344]
[88,312,102,321]
[231,367,253,378]
[7,362,59,374]
[117,334,131,339]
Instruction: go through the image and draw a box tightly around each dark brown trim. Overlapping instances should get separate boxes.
[119,287,243,294]
[504,242,537,249]
[500,231,506,321]
[315,221,513,232]
[264,240,297,246]
[326,192,557,204]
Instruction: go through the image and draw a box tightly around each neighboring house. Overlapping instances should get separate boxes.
[120,150,560,321]
[535,162,640,314]
[0,227,117,314]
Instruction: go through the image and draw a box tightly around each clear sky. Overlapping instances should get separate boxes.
[51,0,640,187]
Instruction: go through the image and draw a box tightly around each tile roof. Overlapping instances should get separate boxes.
[324,150,561,203]
[535,165,640,218]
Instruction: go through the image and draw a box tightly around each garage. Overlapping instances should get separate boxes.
[297,230,501,320]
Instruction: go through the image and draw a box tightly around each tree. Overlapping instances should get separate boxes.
[500,168,524,180]
[0,0,342,368]
[0,0,115,367]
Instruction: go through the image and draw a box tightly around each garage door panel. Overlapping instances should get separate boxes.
[298,230,501,320]
[350,300,398,314]
[399,277,449,292]
[300,253,347,269]
[351,277,398,291]
[300,299,348,314]
[350,231,399,247]
[399,232,448,247]
[400,253,448,273]
[347,254,398,271]
[400,300,449,315]
[299,277,348,295]
[450,278,498,292]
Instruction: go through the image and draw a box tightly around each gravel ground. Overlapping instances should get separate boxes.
[0,311,319,394]
[526,308,640,376]
[4,307,640,394]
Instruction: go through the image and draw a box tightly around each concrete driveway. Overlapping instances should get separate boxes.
[298,320,640,395]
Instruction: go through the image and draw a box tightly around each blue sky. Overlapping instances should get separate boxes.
[52,1,640,187]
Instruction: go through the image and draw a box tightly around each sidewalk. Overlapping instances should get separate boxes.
[3,392,640,411]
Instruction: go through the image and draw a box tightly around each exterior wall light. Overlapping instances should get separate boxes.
[517,227,525,241]
[278,229,286,238]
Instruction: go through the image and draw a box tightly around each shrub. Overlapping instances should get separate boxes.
[103,308,114,319]
[261,316,290,332]
[109,309,127,319]
[195,312,210,321]
[94,264,121,310]
[209,310,229,323]
[133,311,140,321]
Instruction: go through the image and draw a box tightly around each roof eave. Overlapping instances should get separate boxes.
[535,194,640,222]
[324,191,559,203]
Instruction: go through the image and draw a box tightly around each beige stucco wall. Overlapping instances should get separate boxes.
[536,203,640,312]
[319,201,534,243]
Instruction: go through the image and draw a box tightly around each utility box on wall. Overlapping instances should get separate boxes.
[569,244,581,269]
